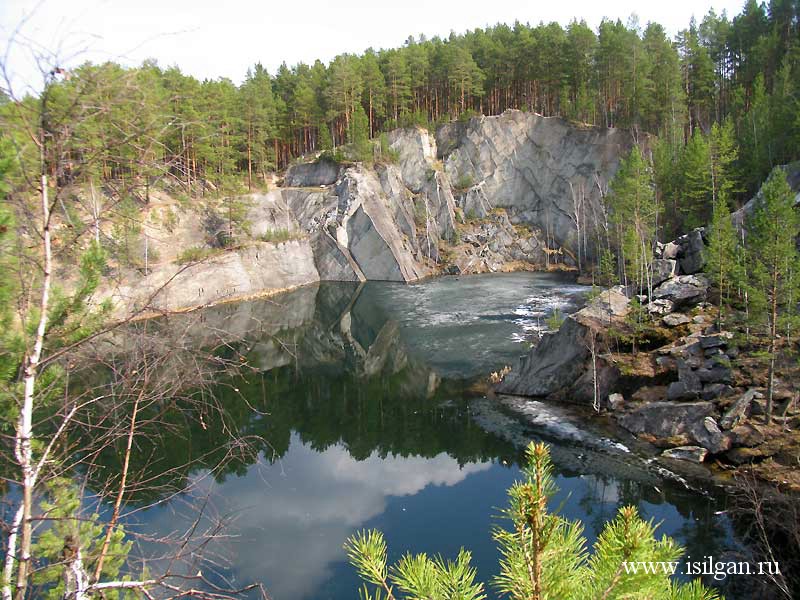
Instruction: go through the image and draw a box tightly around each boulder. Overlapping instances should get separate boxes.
[617,401,715,439]
[667,381,699,401]
[701,383,734,401]
[729,423,765,447]
[284,159,340,187]
[652,275,709,309]
[666,359,701,401]
[662,446,708,463]
[607,393,625,410]
[696,365,733,385]
[725,446,777,465]
[689,416,731,454]
[719,389,760,430]
[647,299,674,315]
[650,259,678,287]
[631,386,668,403]
[700,335,729,350]
[662,313,691,327]
[678,228,707,274]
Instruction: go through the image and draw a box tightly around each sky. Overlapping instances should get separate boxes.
[1,0,747,95]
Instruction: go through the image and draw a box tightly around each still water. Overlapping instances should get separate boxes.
[122,273,741,599]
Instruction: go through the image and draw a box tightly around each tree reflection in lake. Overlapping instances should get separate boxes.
[94,274,741,599]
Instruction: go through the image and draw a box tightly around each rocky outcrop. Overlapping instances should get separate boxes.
[618,401,716,440]
[105,113,635,314]
[109,240,320,315]
[496,222,718,406]
[496,288,629,400]
[283,159,341,187]
[437,110,637,264]
[732,161,800,231]
[656,228,707,275]
[662,446,708,463]
[651,275,710,310]
[719,389,761,430]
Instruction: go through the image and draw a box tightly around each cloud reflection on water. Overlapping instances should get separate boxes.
[140,434,492,599]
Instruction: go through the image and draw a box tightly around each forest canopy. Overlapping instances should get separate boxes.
[1,0,797,207]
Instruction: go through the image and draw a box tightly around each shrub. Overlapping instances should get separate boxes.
[378,133,400,164]
[546,308,565,330]
[162,207,178,233]
[458,108,480,123]
[258,228,302,243]
[455,173,475,190]
[413,201,428,227]
[175,246,218,265]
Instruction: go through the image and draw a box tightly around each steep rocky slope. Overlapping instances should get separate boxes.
[437,110,635,264]
[104,111,635,315]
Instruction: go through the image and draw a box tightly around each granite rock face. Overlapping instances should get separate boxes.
[109,240,321,315]
[437,110,636,264]
[283,159,341,187]
[107,115,636,314]
[732,161,800,231]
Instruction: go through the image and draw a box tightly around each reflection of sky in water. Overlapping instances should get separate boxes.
[120,273,743,600]
[136,434,494,599]
[131,433,733,600]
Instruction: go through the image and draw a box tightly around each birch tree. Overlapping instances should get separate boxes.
[0,33,264,600]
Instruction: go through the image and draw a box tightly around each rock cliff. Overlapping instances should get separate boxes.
[105,111,634,315]
[437,111,635,265]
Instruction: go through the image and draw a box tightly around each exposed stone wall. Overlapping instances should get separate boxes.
[437,111,637,264]
[103,112,635,314]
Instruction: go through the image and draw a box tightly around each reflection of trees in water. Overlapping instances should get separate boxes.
[87,362,520,506]
[81,280,530,505]
[75,280,738,582]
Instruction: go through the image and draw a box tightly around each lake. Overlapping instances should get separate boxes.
[118,273,744,599]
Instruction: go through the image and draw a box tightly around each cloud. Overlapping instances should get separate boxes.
[135,434,491,599]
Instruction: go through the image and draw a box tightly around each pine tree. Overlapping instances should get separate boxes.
[608,147,658,295]
[240,63,277,189]
[361,50,387,137]
[706,119,742,328]
[709,119,739,205]
[706,190,741,329]
[345,443,721,600]
[350,103,371,161]
[447,46,484,116]
[745,168,800,423]
[383,50,412,122]
[679,130,713,230]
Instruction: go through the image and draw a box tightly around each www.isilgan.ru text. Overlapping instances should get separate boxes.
[623,557,781,581]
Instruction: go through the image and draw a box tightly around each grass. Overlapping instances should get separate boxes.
[174,246,221,264]
[455,173,475,191]
[258,228,304,243]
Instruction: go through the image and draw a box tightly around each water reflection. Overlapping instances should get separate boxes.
[111,274,741,599]
[142,440,493,599]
